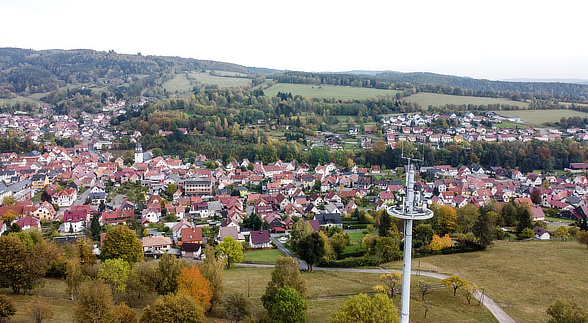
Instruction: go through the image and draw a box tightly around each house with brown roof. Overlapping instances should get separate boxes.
[180,227,203,245]
[142,236,172,254]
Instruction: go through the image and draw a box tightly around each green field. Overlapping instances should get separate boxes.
[401,93,529,109]
[384,240,588,323]
[163,72,251,93]
[264,84,399,100]
[243,248,284,263]
[497,109,588,125]
[191,72,251,88]
[0,96,39,106]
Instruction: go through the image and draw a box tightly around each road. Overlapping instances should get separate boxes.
[271,237,308,271]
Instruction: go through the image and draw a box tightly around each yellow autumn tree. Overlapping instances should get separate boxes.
[429,234,453,251]
[177,266,213,311]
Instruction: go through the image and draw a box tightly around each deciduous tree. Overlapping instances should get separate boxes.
[125,261,157,306]
[101,225,143,263]
[578,231,588,249]
[433,205,458,234]
[178,266,213,310]
[24,296,54,323]
[330,233,349,259]
[223,292,251,323]
[198,245,225,311]
[140,293,205,323]
[215,236,243,269]
[66,259,84,300]
[74,279,114,323]
[297,232,325,272]
[546,299,588,323]
[373,272,402,298]
[441,275,470,297]
[98,258,131,302]
[0,295,16,323]
[272,286,306,323]
[262,257,308,315]
[329,293,399,323]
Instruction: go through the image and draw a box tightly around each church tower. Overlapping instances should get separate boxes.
[135,140,143,163]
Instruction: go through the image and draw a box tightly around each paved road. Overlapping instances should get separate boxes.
[270,237,308,271]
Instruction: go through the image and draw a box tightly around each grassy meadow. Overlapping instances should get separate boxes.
[163,72,251,93]
[383,240,588,323]
[264,84,399,100]
[497,109,588,125]
[401,93,529,109]
[191,72,251,88]
[224,266,496,323]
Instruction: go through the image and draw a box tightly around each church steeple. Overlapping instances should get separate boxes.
[135,140,143,163]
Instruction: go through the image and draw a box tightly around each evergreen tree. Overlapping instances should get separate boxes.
[516,204,533,233]
[379,211,392,237]
[579,213,588,232]
[90,215,101,241]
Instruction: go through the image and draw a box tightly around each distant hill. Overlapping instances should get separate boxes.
[503,78,588,85]
[376,71,588,98]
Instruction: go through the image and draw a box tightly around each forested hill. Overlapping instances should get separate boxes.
[0,48,269,96]
[376,71,588,98]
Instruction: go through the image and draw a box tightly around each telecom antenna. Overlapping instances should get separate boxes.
[388,150,433,323]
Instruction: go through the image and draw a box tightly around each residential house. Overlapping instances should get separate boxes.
[142,236,172,254]
[249,230,271,249]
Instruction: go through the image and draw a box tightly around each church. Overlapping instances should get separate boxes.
[135,140,152,164]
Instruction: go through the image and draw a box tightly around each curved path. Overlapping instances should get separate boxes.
[236,260,515,323]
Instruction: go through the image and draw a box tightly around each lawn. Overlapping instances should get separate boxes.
[383,240,588,323]
[401,93,529,109]
[544,216,575,223]
[243,248,284,264]
[497,109,588,125]
[264,84,399,100]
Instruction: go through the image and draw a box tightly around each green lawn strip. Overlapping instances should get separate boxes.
[243,248,284,264]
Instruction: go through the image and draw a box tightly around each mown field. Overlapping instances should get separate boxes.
[383,240,588,323]
[0,96,39,106]
[497,109,588,125]
[264,84,399,100]
[191,72,251,88]
[401,93,529,109]
[163,72,251,93]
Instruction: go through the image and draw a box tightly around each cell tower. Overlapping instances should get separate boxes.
[387,155,433,323]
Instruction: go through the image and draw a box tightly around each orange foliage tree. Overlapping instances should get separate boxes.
[177,266,213,310]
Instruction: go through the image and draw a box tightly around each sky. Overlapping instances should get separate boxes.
[3,0,588,80]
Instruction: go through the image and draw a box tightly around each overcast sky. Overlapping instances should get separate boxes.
[4,0,587,80]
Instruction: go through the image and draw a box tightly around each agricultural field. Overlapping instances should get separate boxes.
[383,240,588,323]
[401,93,529,109]
[264,84,399,100]
[497,109,588,125]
